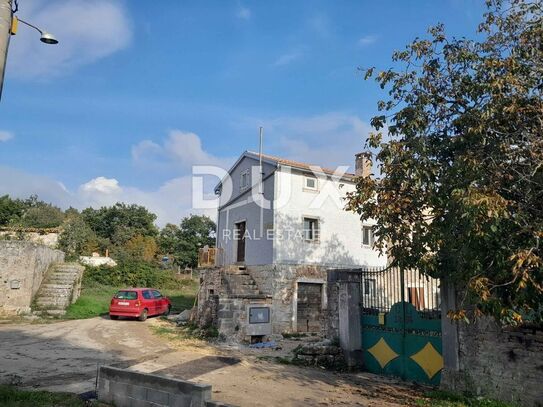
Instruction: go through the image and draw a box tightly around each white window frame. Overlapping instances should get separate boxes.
[303,176,318,192]
[240,169,250,191]
[362,278,376,297]
[303,216,320,243]
[362,225,374,247]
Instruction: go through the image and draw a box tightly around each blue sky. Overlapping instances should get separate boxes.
[0,0,487,225]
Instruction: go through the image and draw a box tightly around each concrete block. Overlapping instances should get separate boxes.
[169,394,193,407]
[146,388,170,405]
[127,383,147,400]
[128,397,154,407]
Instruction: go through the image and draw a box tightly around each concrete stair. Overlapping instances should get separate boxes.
[32,263,85,316]
[222,271,262,296]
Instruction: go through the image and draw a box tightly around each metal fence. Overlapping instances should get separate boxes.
[359,266,441,318]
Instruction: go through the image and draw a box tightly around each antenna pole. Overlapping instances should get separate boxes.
[259,126,264,195]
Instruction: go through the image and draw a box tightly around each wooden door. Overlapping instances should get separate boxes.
[296,283,322,333]
[236,221,246,263]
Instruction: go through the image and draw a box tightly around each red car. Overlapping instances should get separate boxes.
[109,288,172,321]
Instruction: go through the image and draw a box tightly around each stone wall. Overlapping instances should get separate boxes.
[0,241,65,315]
[248,264,328,334]
[97,366,229,407]
[0,231,59,248]
[441,317,543,407]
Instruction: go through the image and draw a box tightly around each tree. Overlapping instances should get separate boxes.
[58,216,99,259]
[81,203,158,244]
[157,215,216,268]
[157,223,181,256]
[16,195,64,229]
[346,0,542,325]
[0,195,24,226]
[124,234,158,262]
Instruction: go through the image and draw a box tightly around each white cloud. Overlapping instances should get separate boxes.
[9,0,132,79]
[358,35,378,47]
[0,166,215,226]
[132,130,233,171]
[0,131,14,142]
[273,51,302,67]
[236,6,251,20]
[253,112,373,171]
[79,177,122,195]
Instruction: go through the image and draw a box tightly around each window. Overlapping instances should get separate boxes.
[240,169,250,191]
[142,290,153,300]
[151,290,163,299]
[115,291,138,300]
[303,217,320,241]
[362,225,374,247]
[304,176,318,191]
[363,279,376,297]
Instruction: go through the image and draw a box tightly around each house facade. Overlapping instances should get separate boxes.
[215,151,386,269]
[199,151,387,338]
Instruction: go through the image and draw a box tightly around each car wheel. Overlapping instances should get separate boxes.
[163,305,171,316]
[110,315,119,320]
[138,309,148,321]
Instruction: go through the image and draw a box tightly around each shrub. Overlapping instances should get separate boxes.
[83,260,184,289]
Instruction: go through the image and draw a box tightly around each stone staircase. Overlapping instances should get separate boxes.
[222,268,262,297]
[32,263,85,316]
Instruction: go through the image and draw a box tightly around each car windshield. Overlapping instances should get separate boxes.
[115,291,138,300]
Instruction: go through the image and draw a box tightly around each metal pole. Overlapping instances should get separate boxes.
[0,0,12,100]
[258,126,264,238]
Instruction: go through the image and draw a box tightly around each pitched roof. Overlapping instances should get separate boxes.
[245,151,356,179]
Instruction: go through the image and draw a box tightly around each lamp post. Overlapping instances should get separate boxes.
[0,0,58,100]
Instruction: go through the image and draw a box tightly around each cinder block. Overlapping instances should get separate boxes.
[128,397,154,407]
[145,388,170,405]
[112,390,129,407]
[127,383,147,400]
[169,394,193,407]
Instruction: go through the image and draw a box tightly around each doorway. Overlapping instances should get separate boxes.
[235,221,246,263]
[296,283,323,333]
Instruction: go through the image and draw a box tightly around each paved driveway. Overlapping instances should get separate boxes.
[0,317,424,406]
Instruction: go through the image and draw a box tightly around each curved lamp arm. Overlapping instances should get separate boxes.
[17,17,58,44]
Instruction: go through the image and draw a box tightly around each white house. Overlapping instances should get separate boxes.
[204,151,387,335]
[215,150,387,269]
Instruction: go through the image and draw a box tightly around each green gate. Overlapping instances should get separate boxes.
[360,267,443,385]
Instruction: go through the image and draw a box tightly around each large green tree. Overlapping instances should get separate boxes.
[346,0,542,324]
[81,203,158,245]
[158,215,216,268]
[0,195,24,226]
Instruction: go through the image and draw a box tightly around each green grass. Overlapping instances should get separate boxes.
[64,280,198,320]
[0,385,108,407]
[416,390,517,407]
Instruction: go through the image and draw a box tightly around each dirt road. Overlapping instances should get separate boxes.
[0,317,424,406]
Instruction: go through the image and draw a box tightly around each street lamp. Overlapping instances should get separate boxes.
[0,0,59,100]
[15,17,59,45]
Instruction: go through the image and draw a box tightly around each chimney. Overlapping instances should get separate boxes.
[355,152,372,177]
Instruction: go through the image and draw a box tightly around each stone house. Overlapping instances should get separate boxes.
[198,151,387,340]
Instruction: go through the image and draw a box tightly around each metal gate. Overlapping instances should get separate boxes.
[360,267,443,385]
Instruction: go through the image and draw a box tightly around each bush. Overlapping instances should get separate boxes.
[83,260,184,289]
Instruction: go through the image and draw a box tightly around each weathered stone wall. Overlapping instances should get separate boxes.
[0,231,59,248]
[97,365,228,407]
[249,264,328,334]
[216,296,272,341]
[324,280,340,339]
[441,317,543,407]
[0,241,64,315]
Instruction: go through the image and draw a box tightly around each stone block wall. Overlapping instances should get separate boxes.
[324,280,340,340]
[97,366,228,407]
[441,317,543,407]
[248,264,329,334]
[0,241,65,315]
[217,296,271,341]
